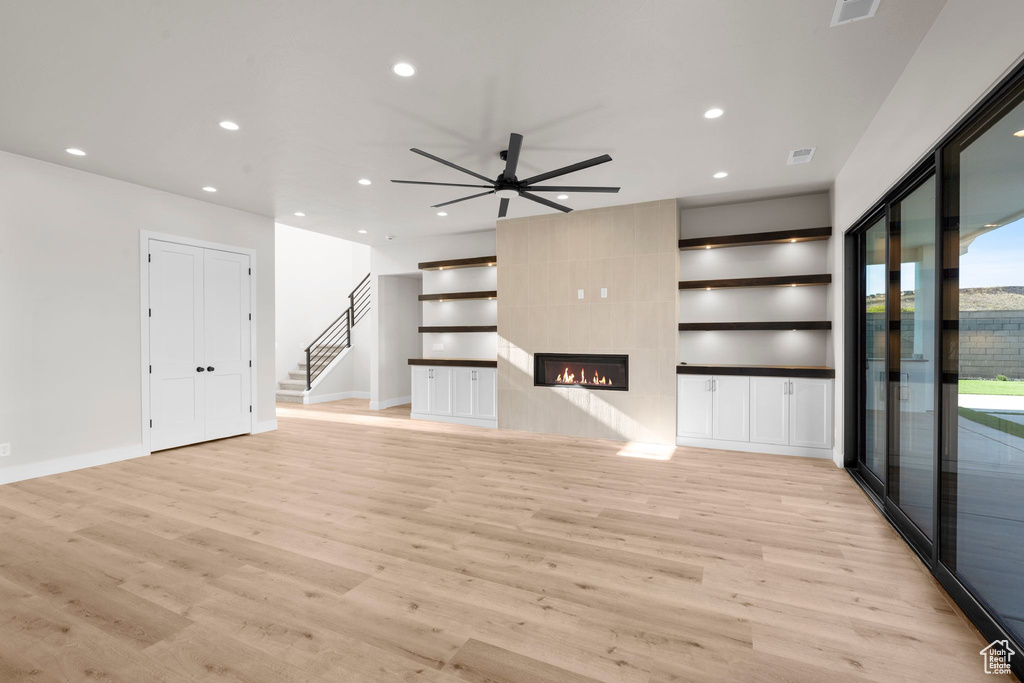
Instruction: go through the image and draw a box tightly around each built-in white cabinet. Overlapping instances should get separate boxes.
[411,365,496,428]
[676,376,714,438]
[411,366,452,416]
[678,373,833,458]
[789,378,833,449]
[750,377,790,445]
[712,376,750,442]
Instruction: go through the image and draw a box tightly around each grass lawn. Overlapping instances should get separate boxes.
[959,379,1024,396]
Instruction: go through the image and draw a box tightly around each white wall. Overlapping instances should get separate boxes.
[831,0,1024,464]
[679,193,832,367]
[275,223,370,386]
[374,275,422,408]
[0,150,276,482]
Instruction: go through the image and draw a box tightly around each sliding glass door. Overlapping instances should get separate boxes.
[848,63,1024,670]
[859,218,888,489]
[941,82,1024,646]
[888,176,937,541]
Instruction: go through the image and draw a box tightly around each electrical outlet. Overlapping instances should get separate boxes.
[577,289,585,300]
[0,443,10,457]
[600,288,608,298]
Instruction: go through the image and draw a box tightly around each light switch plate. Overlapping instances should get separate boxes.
[0,443,10,457]
[601,288,608,298]
[432,343,444,351]
[577,289,584,299]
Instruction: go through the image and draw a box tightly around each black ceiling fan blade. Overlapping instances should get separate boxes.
[519,191,572,213]
[525,186,620,193]
[391,180,494,189]
[410,148,494,184]
[521,154,613,185]
[498,198,510,218]
[431,190,495,209]
[503,133,523,180]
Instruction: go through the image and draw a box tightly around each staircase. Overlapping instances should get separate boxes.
[276,274,370,404]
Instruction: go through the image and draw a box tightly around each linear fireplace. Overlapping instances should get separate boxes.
[534,353,628,391]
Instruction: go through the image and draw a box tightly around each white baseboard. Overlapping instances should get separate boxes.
[305,390,370,404]
[832,447,844,468]
[252,419,278,434]
[0,444,147,485]
[410,412,497,429]
[370,396,412,410]
[675,435,832,459]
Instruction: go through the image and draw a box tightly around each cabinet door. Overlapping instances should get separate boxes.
[452,368,474,417]
[430,367,453,416]
[474,368,497,419]
[411,366,430,414]
[677,375,714,439]
[789,378,833,449]
[749,377,790,445]
[712,376,750,442]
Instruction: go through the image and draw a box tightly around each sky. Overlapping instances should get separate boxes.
[864,215,1024,295]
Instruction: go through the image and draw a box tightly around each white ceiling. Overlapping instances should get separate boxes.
[0,0,946,244]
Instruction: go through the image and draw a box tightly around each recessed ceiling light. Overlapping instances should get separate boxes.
[219,121,239,131]
[358,229,367,234]
[704,108,724,119]
[202,186,217,192]
[392,62,416,77]
[65,148,86,156]
[358,178,372,185]
[293,212,305,217]
[1015,130,1024,138]
[713,171,728,179]
[557,194,569,200]
[436,211,448,216]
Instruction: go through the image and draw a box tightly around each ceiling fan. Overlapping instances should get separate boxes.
[391,133,619,218]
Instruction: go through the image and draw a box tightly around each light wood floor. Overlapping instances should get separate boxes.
[0,400,1002,682]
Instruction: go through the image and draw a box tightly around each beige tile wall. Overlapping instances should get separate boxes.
[497,199,679,444]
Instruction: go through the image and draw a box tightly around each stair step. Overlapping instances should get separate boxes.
[279,379,306,390]
[275,389,305,404]
[288,370,306,380]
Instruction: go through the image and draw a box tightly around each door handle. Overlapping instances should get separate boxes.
[207,366,215,372]
[196,366,205,372]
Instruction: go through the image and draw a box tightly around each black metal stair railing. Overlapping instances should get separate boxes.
[304,273,370,390]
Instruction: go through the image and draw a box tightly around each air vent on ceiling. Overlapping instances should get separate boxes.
[831,0,880,27]
[787,147,816,165]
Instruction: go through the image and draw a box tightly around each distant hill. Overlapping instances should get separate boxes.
[865,286,1024,312]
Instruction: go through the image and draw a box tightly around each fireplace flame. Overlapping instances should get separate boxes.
[554,366,611,386]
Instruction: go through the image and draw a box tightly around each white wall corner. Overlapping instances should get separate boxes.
[370,396,412,410]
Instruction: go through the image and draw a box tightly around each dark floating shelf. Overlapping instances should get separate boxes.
[418,325,498,333]
[678,226,832,251]
[418,290,498,302]
[678,274,831,290]
[677,364,835,379]
[408,358,497,368]
[418,255,497,271]
[678,321,832,331]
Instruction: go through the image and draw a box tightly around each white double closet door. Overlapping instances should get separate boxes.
[150,240,251,451]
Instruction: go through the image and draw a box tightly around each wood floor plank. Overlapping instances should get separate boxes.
[0,399,1001,682]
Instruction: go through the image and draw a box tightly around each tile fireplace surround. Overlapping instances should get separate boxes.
[497,199,679,444]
